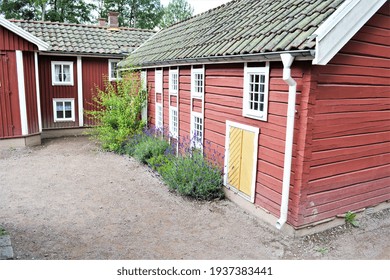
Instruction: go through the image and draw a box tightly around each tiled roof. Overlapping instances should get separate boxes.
[125,0,345,66]
[11,20,155,56]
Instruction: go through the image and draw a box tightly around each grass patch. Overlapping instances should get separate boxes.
[0,226,7,236]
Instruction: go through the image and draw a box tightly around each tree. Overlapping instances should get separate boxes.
[159,0,193,29]
[101,0,163,29]
[0,0,96,23]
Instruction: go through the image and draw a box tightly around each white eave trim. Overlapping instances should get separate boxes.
[0,16,49,51]
[312,0,386,65]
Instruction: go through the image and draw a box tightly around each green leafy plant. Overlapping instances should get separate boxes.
[132,136,171,164]
[315,247,329,255]
[0,227,7,236]
[160,151,224,200]
[85,70,147,152]
[345,211,359,227]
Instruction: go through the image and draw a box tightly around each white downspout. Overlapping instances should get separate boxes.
[276,53,297,230]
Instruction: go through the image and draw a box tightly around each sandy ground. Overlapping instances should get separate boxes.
[0,136,389,260]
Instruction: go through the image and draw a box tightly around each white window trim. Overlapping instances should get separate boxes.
[155,69,163,94]
[191,66,204,99]
[51,61,74,86]
[224,121,259,203]
[169,106,178,139]
[169,68,178,95]
[141,70,148,122]
[242,62,270,121]
[191,111,204,150]
[108,59,121,81]
[53,98,75,122]
[155,103,163,130]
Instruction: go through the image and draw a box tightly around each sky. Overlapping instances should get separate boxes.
[161,0,232,15]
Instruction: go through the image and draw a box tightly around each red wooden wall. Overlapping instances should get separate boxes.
[0,51,21,138]
[38,55,79,129]
[23,52,39,134]
[82,57,109,126]
[0,26,37,52]
[300,3,390,226]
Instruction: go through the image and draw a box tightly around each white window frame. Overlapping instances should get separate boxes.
[140,70,148,121]
[109,59,121,81]
[155,69,163,94]
[191,112,204,149]
[191,67,204,98]
[53,98,75,122]
[141,70,147,91]
[242,62,270,121]
[156,103,163,130]
[169,106,178,139]
[169,69,178,95]
[51,61,74,86]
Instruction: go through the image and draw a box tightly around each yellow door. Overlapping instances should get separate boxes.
[227,126,256,198]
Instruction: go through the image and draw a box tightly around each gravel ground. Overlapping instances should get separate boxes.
[0,136,389,260]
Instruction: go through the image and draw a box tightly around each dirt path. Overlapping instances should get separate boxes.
[0,136,389,260]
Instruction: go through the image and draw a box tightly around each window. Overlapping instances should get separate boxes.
[51,61,73,86]
[243,62,270,121]
[109,59,121,81]
[53,98,75,122]
[169,69,178,95]
[191,112,203,149]
[169,107,178,139]
[156,103,163,129]
[155,69,163,94]
[191,67,204,98]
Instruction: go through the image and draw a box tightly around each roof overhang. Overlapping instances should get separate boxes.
[311,0,386,65]
[0,16,49,51]
[119,50,315,69]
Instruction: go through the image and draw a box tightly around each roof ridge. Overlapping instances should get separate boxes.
[8,19,155,33]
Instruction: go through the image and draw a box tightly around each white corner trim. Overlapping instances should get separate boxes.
[77,56,83,126]
[0,16,49,51]
[15,51,28,136]
[34,52,42,132]
[312,0,386,65]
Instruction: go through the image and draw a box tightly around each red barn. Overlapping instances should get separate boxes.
[0,12,154,145]
[121,0,390,233]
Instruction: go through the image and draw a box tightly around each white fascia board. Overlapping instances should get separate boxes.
[0,16,49,51]
[312,0,386,65]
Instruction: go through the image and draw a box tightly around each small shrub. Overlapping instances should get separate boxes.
[345,211,359,227]
[161,152,224,200]
[132,135,172,164]
[0,227,6,236]
[85,70,147,152]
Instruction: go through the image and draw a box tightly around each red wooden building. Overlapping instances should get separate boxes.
[0,12,154,146]
[121,0,390,232]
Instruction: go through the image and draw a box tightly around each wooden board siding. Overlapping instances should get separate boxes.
[23,51,39,134]
[0,26,37,52]
[38,55,79,129]
[302,4,390,225]
[0,51,21,137]
[203,62,307,219]
[82,57,109,126]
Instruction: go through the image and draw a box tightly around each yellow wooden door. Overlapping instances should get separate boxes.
[227,126,255,197]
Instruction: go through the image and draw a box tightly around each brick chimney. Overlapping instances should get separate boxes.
[98,18,106,27]
[108,12,119,28]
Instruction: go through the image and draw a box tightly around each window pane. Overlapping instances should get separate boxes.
[63,65,70,82]
[56,101,63,111]
[260,75,265,83]
[57,111,64,119]
[65,111,72,118]
[55,65,62,82]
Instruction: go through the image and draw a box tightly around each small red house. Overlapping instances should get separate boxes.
[121,0,390,232]
[0,12,154,145]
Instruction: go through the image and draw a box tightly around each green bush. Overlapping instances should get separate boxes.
[132,135,171,164]
[85,71,147,152]
[160,152,224,200]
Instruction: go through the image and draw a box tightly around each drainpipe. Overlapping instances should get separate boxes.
[276,53,297,230]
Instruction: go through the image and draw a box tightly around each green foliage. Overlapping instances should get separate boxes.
[132,135,170,164]
[160,152,224,201]
[0,0,96,23]
[99,0,164,29]
[345,211,359,227]
[85,71,147,152]
[159,0,193,28]
[0,226,6,236]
